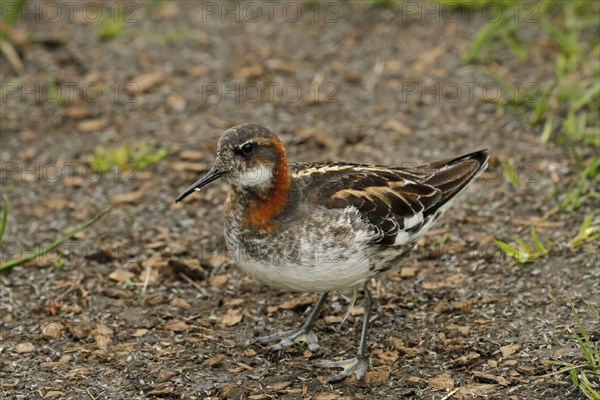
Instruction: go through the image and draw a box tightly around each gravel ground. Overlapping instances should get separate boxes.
[1,1,598,399]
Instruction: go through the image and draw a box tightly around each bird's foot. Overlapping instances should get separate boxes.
[257,328,319,352]
[317,356,369,383]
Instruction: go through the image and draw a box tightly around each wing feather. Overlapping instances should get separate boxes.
[291,150,488,246]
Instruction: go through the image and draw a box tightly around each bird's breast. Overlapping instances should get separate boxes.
[223,206,384,292]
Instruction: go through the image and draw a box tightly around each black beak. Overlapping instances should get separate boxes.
[175,166,224,203]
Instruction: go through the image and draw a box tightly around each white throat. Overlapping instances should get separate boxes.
[230,165,273,190]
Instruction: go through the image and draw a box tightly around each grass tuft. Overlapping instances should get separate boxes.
[460,0,600,212]
[495,226,549,265]
[0,204,111,272]
[499,159,521,186]
[86,142,170,172]
[541,300,600,400]
[97,7,126,40]
[0,0,26,73]
[569,214,600,249]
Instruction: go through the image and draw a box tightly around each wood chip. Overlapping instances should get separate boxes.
[364,367,391,384]
[375,350,399,365]
[446,325,470,337]
[15,342,35,353]
[94,324,113,336]
[433,300,450,313]
[41,355,72,368]
[247,395,270,400]
[142,255,169,270]
[407,376,425,387]
[473,371,509,386]
[108,269,134,283]
[500,343,521,357]
[164,319,190,332]
[129,72,164,94]
[77,118,107,132]
[224,298,245,308]
[454,352,480,366]
[179,150,205,161]
[62,105,91,119]
[170,297,191,309]
[381,118,411,135]
[220,309,243,327]
[350,305,364,316]
[64,367,91,378]
[428,372,454,390]
[313,394,338,400]
[279,296,315,310]
[207,355,225,367]
[131,329,149,338]
[421,281,446,289]
[43,391,66,398]
[388,337,426,357]
[112,189,145,205]
[324,315,343,324]
[400,266,417,277]
[236,361,253,370]
[265,59,297,74]
[237,64,263,80]
[147,387,175,396]
[168,258,206,281]
[511,217,562,228]
[343,70,362,83]
[209,275,229,287]
[166,95,187,112]
[240,348,256,357]
[145,241,166,250]
[451,300,473,312]
[42,322,65,339]
[94,335,112,347]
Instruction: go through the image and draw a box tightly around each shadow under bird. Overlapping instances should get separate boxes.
[176,123,489,383]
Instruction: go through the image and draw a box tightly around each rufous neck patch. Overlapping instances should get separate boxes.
[244,141,291,230]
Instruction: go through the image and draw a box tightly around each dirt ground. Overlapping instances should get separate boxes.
[1,1,598,399]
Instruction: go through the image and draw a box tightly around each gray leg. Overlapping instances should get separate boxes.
[258,292,328,352]
[317,283,371,382]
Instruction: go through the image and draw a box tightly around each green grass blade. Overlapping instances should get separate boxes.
[570,214,598,248]
[580,380,600,400]
[530,226,548,255]
[1,0,25,28]
[569,300,590,342]
[500,29,527,61]
[500,160,520,185]
[495,240,518,257]
[572,81,600,112]
[0,194,8,249]
[463,13,511,63]
[0,207,111,272]
[541,115,555,143]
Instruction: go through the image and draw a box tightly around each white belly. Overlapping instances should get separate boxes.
[233,243,373,292]
[224,207,378,292]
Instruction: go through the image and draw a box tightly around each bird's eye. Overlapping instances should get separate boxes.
[241,143,254,154]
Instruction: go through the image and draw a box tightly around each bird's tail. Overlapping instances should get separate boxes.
[423,149,489,216]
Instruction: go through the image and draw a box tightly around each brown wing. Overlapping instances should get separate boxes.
[292,150,488,245]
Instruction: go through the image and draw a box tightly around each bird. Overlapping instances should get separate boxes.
[176,123,489,383]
